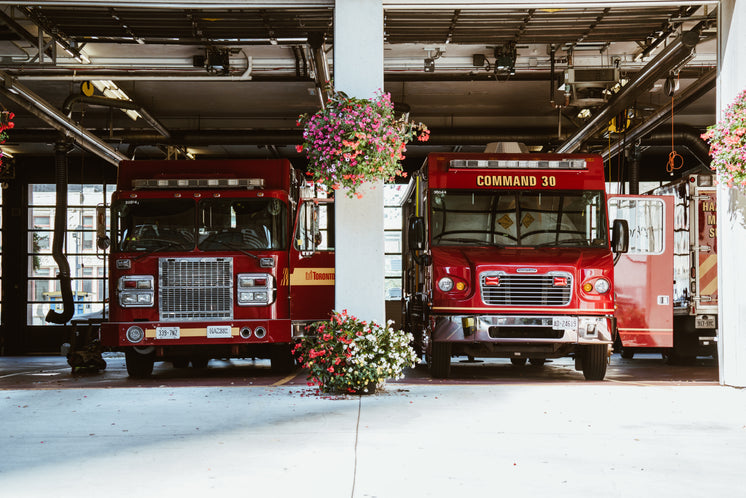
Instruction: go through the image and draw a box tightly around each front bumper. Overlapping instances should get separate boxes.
[432,314,614,345]
[100,319,292,347]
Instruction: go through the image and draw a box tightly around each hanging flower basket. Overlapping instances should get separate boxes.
[293,310,418,394]
[701,89,746,191]
[0,110,15,182]
[297,90,429,198]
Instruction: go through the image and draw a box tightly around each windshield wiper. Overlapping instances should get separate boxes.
[435,236,504,247]
[202,238,260,261]
[132,239,183,260]
[531,238,589,248]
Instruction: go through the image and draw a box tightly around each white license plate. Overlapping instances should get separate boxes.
[695,317,716,329]
[207,325,232,338]
[156,326,180,339]
[552,317,578,330]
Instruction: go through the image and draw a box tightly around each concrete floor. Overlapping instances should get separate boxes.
[2,355,742,497]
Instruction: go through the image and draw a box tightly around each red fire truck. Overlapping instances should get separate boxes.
[99,159,335,377]
[609,173,717,361]
[402,152,629,380]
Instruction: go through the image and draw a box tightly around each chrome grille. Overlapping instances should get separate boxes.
[159,257,233,321]
[480,271,572,306]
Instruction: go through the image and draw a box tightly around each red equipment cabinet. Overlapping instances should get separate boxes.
[610,173,717,361]
[402,153,629,380]
[99,159,334,377]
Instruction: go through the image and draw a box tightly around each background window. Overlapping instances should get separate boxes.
[27,184,115,325]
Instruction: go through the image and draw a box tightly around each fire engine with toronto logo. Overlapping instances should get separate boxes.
[99,159,334,377]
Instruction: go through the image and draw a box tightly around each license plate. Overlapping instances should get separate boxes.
[207,325,232,338]
[156,326,180,339]
[552,317,578,330]
[695,317,716,329]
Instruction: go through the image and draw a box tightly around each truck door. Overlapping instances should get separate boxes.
[289,199,335,321]
[692,186,717,320]
[608,195,674,348]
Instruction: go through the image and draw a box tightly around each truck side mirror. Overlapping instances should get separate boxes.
[611,219,629,254]
[408,217,426,251]
[96,205,111,250]
[408,216,431,266]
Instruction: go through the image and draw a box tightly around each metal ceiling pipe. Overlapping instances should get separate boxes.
[6,127,564,147]
[0,71,128,165]
[601,68,715,163]
[556,29,700,153]
[62,94,171,138]
[308,32,332,107]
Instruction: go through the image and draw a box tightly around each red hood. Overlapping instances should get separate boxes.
[432,246,613,272]
[430,246,616,312]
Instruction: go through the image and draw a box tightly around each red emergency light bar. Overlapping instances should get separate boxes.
[132,178,265,189]
[449,159,587,170]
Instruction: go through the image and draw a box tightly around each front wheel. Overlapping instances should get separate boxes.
[430,342,452,379]
[125,349,155,378]
[581,344,608,381]
[270,344,296,374]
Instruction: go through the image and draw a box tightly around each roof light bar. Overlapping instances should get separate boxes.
[450,159,587,170]
[132,178,265,189]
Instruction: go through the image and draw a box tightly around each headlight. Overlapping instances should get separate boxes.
[118,275,154,307]
[438,277,454,292]
[237,273,274,305]
[594,278,610,294]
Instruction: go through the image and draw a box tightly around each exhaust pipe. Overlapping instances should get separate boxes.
[45,140,75,324]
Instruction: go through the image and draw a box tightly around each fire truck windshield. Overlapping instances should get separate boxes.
[115,199,196,252]
[198,198,287,251]
[431,190,608,248]
[113,197,288,253]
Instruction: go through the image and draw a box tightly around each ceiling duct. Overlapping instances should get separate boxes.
[562,67,620,107]
[556,29,700,153]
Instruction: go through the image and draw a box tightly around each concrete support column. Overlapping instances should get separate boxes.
[333,0,385,324]
[717,0,746,387]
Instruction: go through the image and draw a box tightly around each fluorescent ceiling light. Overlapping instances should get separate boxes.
[91,80,141,121]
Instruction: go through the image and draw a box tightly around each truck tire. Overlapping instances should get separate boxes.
[430,342,451,378]
[581,344,607,380]
[270,344,296,374]
[510,358,527,366]
[529,358,546,367]
[125,349,155,378]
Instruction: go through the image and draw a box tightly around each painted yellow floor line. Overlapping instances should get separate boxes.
[272,371,302,386]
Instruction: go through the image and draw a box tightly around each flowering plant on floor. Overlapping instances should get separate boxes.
[296,90,429,198]
[293,310,418,394]
[701,88,746,191]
